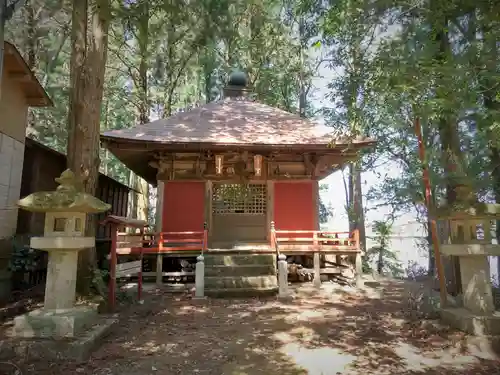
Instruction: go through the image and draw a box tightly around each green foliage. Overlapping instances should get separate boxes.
[4,0,328,183]
[318,184,333,224]
[6,1,500,285]
[316,0,500,274]
[366,220,403,278]
[8,236,43,272]
[362,1,500,206]
[5,1,71,151]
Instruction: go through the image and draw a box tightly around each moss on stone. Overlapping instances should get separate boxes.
[17,169,111,214]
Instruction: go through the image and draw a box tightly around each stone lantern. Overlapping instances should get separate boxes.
[12,169,111,338]
[436,184,500,335]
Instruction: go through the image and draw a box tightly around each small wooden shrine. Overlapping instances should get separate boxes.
[101,72,375,254]
[101,73,375,288]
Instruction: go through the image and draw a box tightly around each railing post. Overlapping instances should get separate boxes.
[109,225,118,312]
[278,254,289,298]
[156,232,163,286]
[138,228,144,302]
[313,231,321,288]
[194,254,205,299]
[353,229,360,250]
[270,221,276,251]
[333,232,342,264]
[203,222,208,253]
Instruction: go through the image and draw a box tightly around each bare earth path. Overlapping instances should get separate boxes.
[11,279,500,374]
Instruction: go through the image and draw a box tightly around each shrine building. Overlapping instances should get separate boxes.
[101,72,375,285]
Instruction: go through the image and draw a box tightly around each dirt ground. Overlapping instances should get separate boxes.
[2,279,500,375]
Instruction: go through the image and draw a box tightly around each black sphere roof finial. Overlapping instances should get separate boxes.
[228,71,248,87]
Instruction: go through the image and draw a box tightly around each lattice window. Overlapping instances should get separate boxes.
[212,184,266,215]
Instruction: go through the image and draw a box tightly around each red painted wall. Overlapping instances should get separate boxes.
[162,181,205,232]
[273,181,316,231]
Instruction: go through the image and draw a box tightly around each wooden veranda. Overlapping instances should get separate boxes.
[112,222,362,281]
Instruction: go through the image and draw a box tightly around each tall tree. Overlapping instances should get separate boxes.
[428,1,467,294]
[113,0,151,220]
[321,0,378,253]
[66,0,111,295]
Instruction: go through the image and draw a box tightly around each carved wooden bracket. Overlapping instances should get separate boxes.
[267,154,276,177]
[314,155,337,176]
[194,155,206,177]
[304,153,319,177]
[234,159,249,177]
[149,158,173,180]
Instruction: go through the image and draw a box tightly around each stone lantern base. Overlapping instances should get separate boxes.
[2,317,117,362]
[441,308,500,336]
[12,306,98,338]
[4,305,116,361]
[439,243,500,336]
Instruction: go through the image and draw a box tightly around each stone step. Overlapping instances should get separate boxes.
[205,264,276,277]
[204,254,276,266]
[205,286,278,298]
[205,275,277,290]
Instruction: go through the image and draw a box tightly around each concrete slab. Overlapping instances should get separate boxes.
[461,334,500,359]
[162,283,194,293]
[205,286,278,298]
[441,307,500,336]
[0,317,117,362]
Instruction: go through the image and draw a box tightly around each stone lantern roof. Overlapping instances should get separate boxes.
[17,169,111,213]
[432,184,500,219]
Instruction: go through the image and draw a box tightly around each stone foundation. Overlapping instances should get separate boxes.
[12,306,98,338]
[1,318,117,362]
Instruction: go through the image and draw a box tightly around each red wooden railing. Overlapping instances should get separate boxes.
[270,221,360,253]
[101,215,147,312]
[115,223,208,255]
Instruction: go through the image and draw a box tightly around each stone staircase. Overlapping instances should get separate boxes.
[204,253,278,297]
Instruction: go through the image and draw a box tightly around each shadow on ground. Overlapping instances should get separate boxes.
[10,279,500,375]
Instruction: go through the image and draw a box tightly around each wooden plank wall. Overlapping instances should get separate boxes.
[17,139,133,240]
[95,175,129,240]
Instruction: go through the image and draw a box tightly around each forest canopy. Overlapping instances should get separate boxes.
[5,0,500,290]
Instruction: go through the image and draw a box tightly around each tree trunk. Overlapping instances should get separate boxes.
[66,0,110,296]
[348,162,367,253]
[491,148,500,285]
[137,0,149,125]
[102,99,109,175]
[480,31,500,284]
[377,245,383,274]
[24,0,37,136]
[139,178,149,222]
[426,217,435,276]
[343,4,367,256]
[298,15,307,118]
[128,170,137,219]
[431,5,464,295]
[130,0,150,221]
